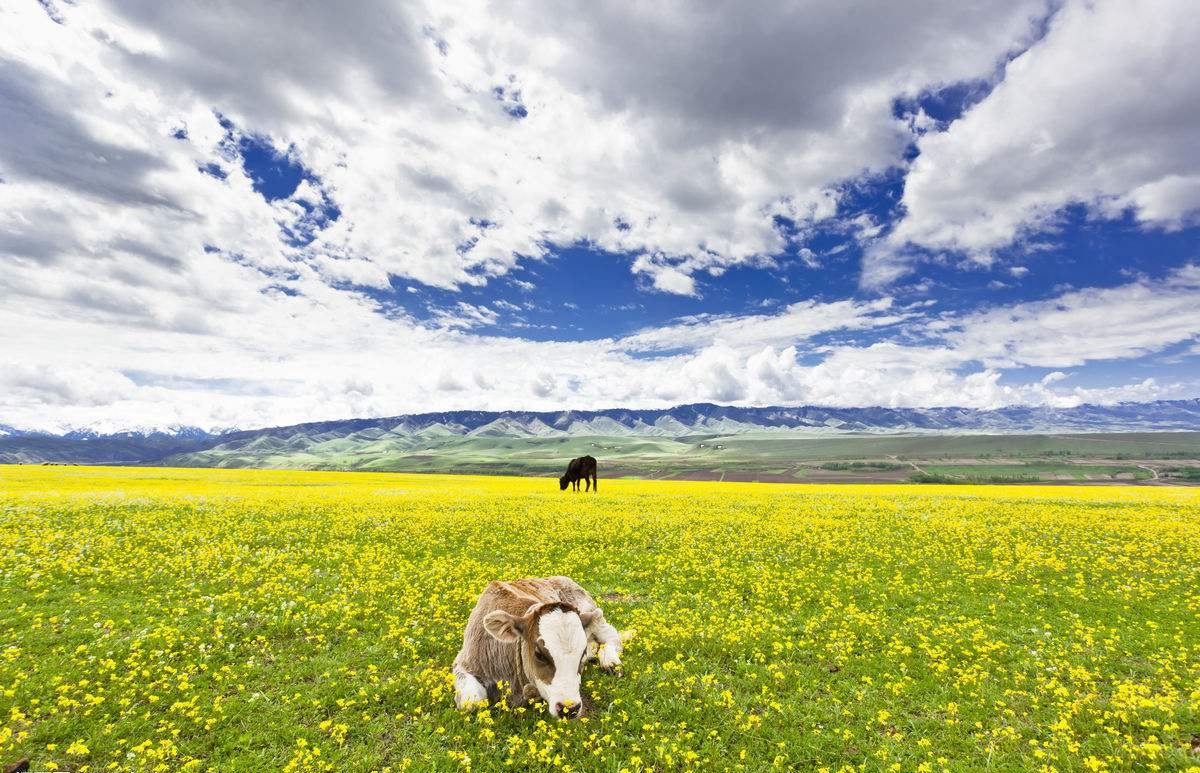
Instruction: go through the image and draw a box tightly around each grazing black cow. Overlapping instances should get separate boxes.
[559,455,597,492]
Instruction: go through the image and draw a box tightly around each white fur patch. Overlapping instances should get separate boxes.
[597,642,622,670]
[455,672,488,709]
[534,609,588,716]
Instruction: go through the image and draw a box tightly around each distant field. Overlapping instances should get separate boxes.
[914,462,1154,483]
[156,431,1200,484]
[2,466,1198,772]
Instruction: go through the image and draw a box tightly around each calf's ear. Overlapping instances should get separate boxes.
[578,609,600,628]
[484,610,524,643]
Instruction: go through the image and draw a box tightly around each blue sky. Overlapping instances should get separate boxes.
[1,0,1199,431]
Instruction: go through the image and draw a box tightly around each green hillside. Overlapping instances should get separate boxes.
[159,430,1200,484]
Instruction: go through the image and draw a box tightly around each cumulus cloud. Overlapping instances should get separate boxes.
[4,256,1199,431]
[0,363,136,407]
[430,302,501,330]
[935,266,1200,368]
[866,0,1200,285]
[1,0,1051,299]
[3,0,1197,431]
[619,298,907,353]
[632,255,699,297]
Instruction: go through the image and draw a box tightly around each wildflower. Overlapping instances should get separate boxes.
[1,466,1196,772]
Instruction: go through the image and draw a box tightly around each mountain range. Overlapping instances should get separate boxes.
[4,399,1200,469]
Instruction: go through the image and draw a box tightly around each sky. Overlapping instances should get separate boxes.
[2,0,1199,432]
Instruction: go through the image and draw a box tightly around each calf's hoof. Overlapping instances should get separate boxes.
[456,695,488,710]
[598,657,623,675]
[455,681,489,710]
[597,644,623,674]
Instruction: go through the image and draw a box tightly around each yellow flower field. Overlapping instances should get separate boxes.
[1,466,1198,772]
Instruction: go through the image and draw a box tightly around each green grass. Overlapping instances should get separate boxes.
[1,467,1199,772]
[910,471,1042,484]
[157,432,1200,485]
[819,460,907,471]
[916,463,1152,483]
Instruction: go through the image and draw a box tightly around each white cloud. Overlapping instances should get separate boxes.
[436,371,466,392]
[310,255,392,290]
[3,0,1197,432]
[936,266,1200,368]
[867,0,1200,285]
[0,363,136,407]
[619,297,906,353]
[1,0,1050,299]
[632,254,698,297]
[430,302,500,330]
[4,261,1198,431]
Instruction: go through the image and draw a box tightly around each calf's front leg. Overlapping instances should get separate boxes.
[453,664,489,709]
[586,612,624,673]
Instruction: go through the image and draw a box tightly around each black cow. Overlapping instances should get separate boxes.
[559,455,597,492]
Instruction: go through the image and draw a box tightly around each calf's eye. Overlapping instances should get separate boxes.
[534,649,550,664]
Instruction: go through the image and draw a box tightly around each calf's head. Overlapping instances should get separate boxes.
[484,601,595,719]
[558,475,570,491]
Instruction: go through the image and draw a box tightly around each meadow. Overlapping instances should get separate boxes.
[152,431,1200,484]
[1,466,1198,772]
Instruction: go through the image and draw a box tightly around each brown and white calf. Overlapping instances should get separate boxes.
[453,576,623,719]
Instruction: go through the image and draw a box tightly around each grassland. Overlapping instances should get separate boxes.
[162,430,1200,485]
[1,466,1198,772]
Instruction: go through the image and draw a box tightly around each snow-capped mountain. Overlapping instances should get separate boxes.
[4,400,1200,466]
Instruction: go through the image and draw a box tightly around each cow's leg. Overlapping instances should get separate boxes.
[584,476,590,492]
[586,613,623,673]
[453,664,489,709]
[592,473,597,492]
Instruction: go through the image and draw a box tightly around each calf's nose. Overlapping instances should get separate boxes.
[554,701,580,719]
